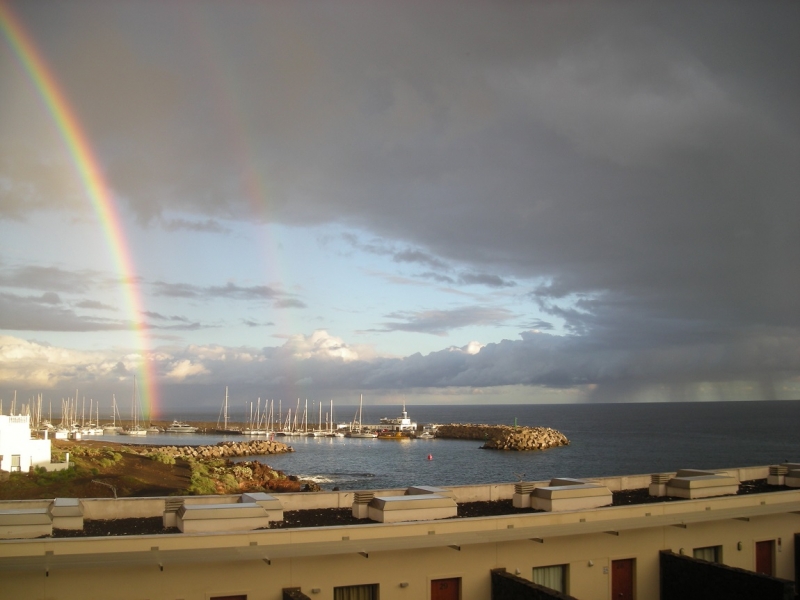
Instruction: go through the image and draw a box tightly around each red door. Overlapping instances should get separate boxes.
[431,578,460,600]
[755,540,774,575]
[612,559,634,600]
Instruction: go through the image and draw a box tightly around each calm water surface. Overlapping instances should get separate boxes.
[96,401,800,490]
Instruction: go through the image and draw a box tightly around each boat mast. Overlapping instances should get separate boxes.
[224,386,229,430]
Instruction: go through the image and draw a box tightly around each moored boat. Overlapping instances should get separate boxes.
[165,420,198,433]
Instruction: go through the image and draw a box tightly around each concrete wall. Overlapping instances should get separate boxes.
[660,550,795,600]
[2,487,798,600]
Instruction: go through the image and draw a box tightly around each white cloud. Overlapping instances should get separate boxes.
[164,359,209,382]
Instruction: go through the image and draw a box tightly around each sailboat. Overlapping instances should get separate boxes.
[102,395,123,434]
[120,376,147,436]
[347,394,377,438]
[214,387,242,434]
[328,399,344,437]
[242,398,267,435]
[311,401,327,436]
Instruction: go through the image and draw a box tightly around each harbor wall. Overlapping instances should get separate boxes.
[435,424,570,451]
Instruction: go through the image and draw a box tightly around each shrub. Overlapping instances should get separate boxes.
[150,452,176,465]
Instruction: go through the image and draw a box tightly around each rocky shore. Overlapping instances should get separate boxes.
[435,424,570,451]
[131,439,293,460]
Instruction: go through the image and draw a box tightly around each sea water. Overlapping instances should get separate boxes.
[95,400,800,491]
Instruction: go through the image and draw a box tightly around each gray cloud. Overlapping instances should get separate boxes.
[375,306,514,336]
[274,298,307,309]
[0,293,128,332]
[0,265,100,293]
[152,281,294,302]
[142,311,190,323]
[242,319,275,328]
[459,273,516,288]
[75,299,116,311]
[6,329,797,408]
[161,218,230,234]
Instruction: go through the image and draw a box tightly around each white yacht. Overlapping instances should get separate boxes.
[165,420,198,433]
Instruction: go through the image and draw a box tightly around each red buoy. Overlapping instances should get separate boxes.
[427,454,433,460]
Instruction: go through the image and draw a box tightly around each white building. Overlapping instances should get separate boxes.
[0,414,53,473]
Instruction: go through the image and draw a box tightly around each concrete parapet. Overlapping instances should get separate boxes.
[531,483,612,512]
[176,503,271,533]
[405,485,455,499]
[367,494,457,523]
[48,498,83,530]
[241,492,284,522]
[0,508,52,539]
[785,469,800,488]
[666,474,739,499]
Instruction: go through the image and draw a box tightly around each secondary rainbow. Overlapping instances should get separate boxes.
[0,2,160,419]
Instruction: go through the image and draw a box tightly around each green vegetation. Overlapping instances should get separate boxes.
[150,451,176,465]
[186,460,217,495]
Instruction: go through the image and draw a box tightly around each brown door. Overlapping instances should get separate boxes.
[612,559,634,600]
[431,577,460,600]
[755,540,774,575]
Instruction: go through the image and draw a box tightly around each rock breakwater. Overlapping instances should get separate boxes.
[435,424,569,451]
[135,439,293,460]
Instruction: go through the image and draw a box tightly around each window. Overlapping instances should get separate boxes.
[10,455,21,472]
[532,564,567,593]
[693,545,722,563]
[333,584,378,600]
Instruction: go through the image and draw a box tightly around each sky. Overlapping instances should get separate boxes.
[1,1,799,416]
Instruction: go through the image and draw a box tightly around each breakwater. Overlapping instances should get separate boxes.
[435,424,570,451]
[133,439,293,459]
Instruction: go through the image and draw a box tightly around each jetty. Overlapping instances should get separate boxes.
[435,424,569,451]
[133,439,293,460]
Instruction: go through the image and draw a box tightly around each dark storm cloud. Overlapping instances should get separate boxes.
[374,306,514,336]
[3,1,799,395]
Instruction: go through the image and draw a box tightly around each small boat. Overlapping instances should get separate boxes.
[165,420,198,433]
[147,425,161,433]
[416,431,435,439]
[377,430,408,440]
[120,425,147,436]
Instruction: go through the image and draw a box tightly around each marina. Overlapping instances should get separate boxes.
[77,400,800,491]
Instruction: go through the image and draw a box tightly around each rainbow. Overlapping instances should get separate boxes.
[0,2,160,419]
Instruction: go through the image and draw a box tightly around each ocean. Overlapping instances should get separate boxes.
[95,400,800,491]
